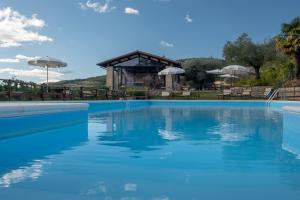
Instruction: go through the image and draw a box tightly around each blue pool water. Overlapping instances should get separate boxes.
[1,101,300,200]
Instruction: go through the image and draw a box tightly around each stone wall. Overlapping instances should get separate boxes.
[106,66,114,90]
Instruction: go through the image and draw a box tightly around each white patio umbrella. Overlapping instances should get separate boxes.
[28,56,67,85]
[219,74,239,79]
[207,69,224,90]
[206,69,224,75]
[221,65,249,76]
[158,67,185,76]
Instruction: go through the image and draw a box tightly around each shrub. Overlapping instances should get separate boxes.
[126,87,147,96]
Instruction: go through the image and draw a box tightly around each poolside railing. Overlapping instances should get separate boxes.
[0,79,110,101]
[1,78,300,101]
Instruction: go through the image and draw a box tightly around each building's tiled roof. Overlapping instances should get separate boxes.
[97,50,181,68]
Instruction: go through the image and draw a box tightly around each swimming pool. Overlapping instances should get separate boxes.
[0,101,300,200]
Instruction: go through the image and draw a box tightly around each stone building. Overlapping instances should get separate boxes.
[97,50,182,91]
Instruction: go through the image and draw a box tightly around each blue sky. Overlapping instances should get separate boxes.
[0,0,299,82]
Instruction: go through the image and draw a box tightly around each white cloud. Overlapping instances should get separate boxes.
[185,14,193,23]
[0,160,47,188]
[40,79,61,83]
[125,7,139,15]
[160,40,174,48]
[0,68,64,80]
[79,0,116,13]
[0,7,53,48]
[0,42,21,48]
[79,2,87,10]
[15,54,40,61]
[0,55,40,63]
[0,58,19,63]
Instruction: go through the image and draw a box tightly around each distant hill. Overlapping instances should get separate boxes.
[53,75,106,89]
[178,57,225,65]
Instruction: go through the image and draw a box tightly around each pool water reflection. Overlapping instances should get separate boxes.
[1,106,300,200]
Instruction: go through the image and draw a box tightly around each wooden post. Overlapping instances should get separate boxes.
[8,79,12,101]
[80,87,84,100]
[95,89,98,99]
[165,74,173,91]
[105,88,109,100]
[40,85,45,101]
[120,68,123,88]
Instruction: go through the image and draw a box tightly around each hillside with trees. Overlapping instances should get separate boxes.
[53,75,106,89]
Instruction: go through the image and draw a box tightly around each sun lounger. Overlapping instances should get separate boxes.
[182,91,191,96]
[241,89,252,97]
[218,89,231,99]
[161,91,171,97]
[230,88,243,97]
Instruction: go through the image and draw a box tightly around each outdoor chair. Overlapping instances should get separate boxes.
[11,91,25,100]
[62,89,73,100]
[0,91,7,96]
[182,91,191,96]
[231,88,243,97]
[97,89,108,100]
[218,89,231,100]
[0,91,8,100]
[178,91,192,99]
[81,90,98,100]
[241,89,252,98]
[107,90,119,100]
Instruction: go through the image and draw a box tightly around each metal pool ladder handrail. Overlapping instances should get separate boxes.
[267,89,279,106]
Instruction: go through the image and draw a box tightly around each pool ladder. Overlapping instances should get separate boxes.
[267,89,280,107]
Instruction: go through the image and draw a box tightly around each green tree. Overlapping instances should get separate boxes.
[180,57,225,89]
[276,16,300,79]
[223,33,278,79]
[260,60,295,86]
